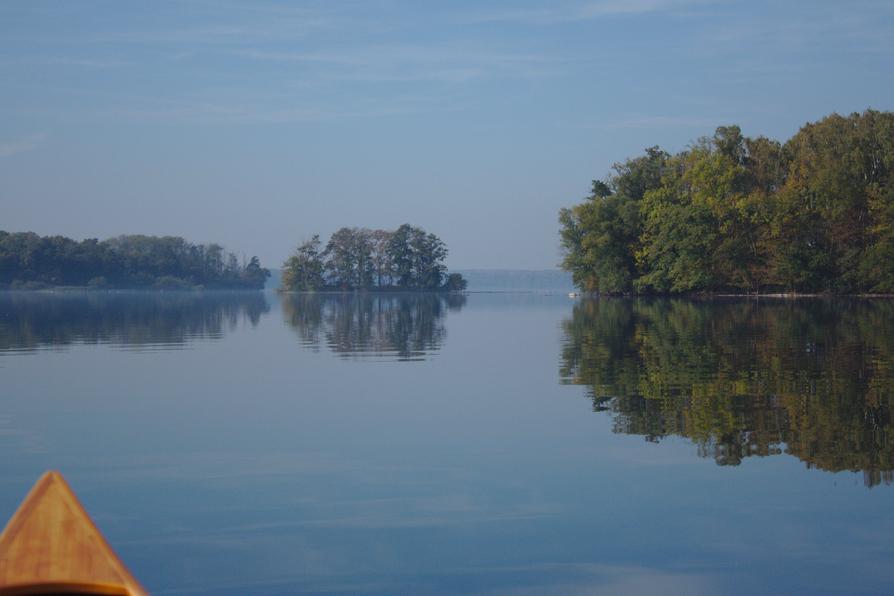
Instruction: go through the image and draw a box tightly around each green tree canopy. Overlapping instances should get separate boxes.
[0,232,269,290]
[281,224,464,292]
[560,110,894,294]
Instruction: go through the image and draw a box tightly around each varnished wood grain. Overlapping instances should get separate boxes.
[0,472,147,595]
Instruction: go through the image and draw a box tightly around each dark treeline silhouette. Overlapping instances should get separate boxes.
[560,298,894,487]
[0,291,270,352]
[560,110,894,294]
[282,292,465,360]
[282,224,467,292]
[0,232,270,290]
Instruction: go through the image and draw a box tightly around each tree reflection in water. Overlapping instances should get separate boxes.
[0,291,270,352]
[560,298,894,487]
[282,293,466,361]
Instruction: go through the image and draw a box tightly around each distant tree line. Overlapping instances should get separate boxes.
[282,224,467,291]
[560,110,894,294]
[0,232,270,290]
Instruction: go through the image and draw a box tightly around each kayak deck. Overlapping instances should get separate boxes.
[0,471,147,596]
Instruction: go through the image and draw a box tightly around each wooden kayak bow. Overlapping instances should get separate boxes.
[0,471,147,595]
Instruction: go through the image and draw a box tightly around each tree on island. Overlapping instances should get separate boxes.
[281,235,325,292]
[281,224,466,292]
[443,273,468,291]
[560,109,894,294]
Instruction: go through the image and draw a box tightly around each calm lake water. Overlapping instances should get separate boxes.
[1,291,893,595]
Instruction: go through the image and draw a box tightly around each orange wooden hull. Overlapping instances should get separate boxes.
[0,472,147,595]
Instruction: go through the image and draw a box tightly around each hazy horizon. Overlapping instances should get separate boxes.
[2,0,893,269]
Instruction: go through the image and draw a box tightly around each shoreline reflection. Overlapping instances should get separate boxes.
[561,298,894,487]
[282,292,466,361]
[0,291,270,353]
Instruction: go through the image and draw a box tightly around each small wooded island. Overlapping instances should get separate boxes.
[0,233,270,290]
[560,110,894,294]
[281,224,467,291]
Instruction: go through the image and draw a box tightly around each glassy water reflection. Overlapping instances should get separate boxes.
[2,292,893,595]
[560,298,894,487]
[281,293,465,361]
[0,291,269,354]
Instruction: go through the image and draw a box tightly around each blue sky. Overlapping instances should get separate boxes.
[2,0,893,269]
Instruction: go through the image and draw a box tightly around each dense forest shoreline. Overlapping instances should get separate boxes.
[0,286,272,293]
[560,110,894,295]
[0,232,270,290]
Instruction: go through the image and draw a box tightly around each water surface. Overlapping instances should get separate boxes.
[1,291,892,595]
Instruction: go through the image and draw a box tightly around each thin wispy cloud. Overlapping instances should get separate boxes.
[89,91,466,125]
[234,45,559,83]
[87,7,340,46]
[0,133,47,158]
[462,0,718,25]
[93,24,316,46]
[709,10,894,56]
[0,56,125,68]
